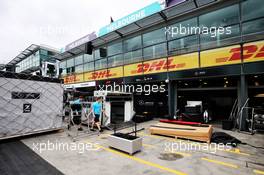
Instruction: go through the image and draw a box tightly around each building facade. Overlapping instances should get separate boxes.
[2,44,58,74]
[58,0,264,130]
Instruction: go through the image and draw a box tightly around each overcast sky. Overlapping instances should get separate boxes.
[0,0,157,64]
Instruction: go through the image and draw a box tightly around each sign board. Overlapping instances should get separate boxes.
[65,32,97,51]
[98,1,164,37]
[23,104,32,113]
[12,92,40,99]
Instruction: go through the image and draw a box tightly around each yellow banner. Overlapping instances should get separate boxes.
[142,58,168,75]
[74,73,84,83]
[63,75,75,84]
[84,71,94,81]
[124,62,143,77]
[200,45,242,67]
[168,52,199,72]
[243,41,264,63]
[108,66,123,79]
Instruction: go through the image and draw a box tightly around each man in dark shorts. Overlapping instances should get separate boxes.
[91,97,104,132]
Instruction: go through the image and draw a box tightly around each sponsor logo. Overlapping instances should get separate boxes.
[216,44,264,63]
[90,70,114,80]
[64,75,76,84]
[131,58,186,74]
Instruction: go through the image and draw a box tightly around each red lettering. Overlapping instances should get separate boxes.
[229,47,241,61]
[255,45,264,58]
[243,45,258,60]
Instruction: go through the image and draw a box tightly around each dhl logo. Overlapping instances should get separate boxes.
[90,70,115,80]
[216,44,264,63]
[65,75,76,83]
[131,58,186,74]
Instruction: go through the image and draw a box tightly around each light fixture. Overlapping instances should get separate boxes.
[203,82,207,85]
[254,75,258,78]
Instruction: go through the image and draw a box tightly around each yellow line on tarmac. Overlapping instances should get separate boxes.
[141,133,251,157]
[143,143,156,148]
[84,140,188,175]
[223,148,250,156]
[201,157,239,169]
[254,169,264,175]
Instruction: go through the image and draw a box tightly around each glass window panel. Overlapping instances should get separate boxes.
[75,55,83,65]
[84,62,94,72]
[143,28,166,47]
[199,5,239,28]
[60,61,67,68]
[242,18,264,35]
[66,58,74,67]
[83,54,93,63]
[169,35,198,53]
[108,42,122,56]
[95,59,107,70]
[143,43,167,61]
[61,69,67,76]
[167,18,197,40]
[124,50,142,65]
[40,49,48,55]
[124,36,142,52]
[75,65,83,73]
[242,0,264,21]
[200,24,240,46]
[108,54,123,68]
[94,49,102,60]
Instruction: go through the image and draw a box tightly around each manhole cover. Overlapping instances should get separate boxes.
[158,153,183,161]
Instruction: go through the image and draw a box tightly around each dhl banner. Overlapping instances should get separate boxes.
[141,58,167,75]
[75,73,84,83]
[84,71,94,81]
[108,67,123,79]
[124,62,143,77]
[200,45,242,68]
[63,75,75,84]
[63,73,84,84]
[168,52,199,72]
[243,41,264,63]
[84,67,124,81]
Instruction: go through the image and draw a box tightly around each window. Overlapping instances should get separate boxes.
[167,18,197,40]
[108,42,122,56]
[169,35,198,55]
[75,65,83,73]
[143,43,167,61]
[84,54,93,63]
[200,24,240,47]
[143,28,166,47]
[75,55,83,65]
[124,36,141,52]
[199,5,239,28]
[61,69,67,76]
[84,62,94,72]
[242,18,264,35]
[60,61,66,69]
[94,49,102,60]
[95,59,107,70]
[66,58,74,68]
[124,50,142,65]
[40,49,48,55]
[242,0,264,21]
[108,54,123,68]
